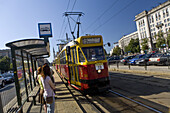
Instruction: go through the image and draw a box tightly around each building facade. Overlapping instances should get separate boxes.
[135,0,170,51]
[118,31,139,53]
[0,49,11,58]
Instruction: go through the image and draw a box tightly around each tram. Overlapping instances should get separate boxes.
[55,35,110,92]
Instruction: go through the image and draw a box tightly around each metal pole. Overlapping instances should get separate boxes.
[144,60,147,70]
[117,61,119,69]
[27,53,33,90]
[21,50,29,101]
[0,93,4,113]
[11,48,22,111]
[128,64,130,70]
[77,22,80,38]
[31,55,36,86]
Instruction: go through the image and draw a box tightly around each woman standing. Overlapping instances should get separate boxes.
[37,66,47,113]
[41,65,55,113]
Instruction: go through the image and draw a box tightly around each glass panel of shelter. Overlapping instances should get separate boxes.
[15,50,27,104]
[23,52,32,94]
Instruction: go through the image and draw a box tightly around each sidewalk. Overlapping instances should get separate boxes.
[22,68,82,113]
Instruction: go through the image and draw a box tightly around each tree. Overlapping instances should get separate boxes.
[156,37,165,48]
[166,30,170,48]
[124,46,129,53]
[156,30,165,48]
[112,46,121,56]
[0,56,11,72]
[127,38,140,53]
[141,38,149,51]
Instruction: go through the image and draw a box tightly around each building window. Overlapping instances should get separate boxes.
[163,10,165,18]
[168,23,170,26]
[155,13,158,21]
[165,24,167,27]
[152,15,154,23]
[166,8,169,17]
[166,28,168,32]
[158,12,161,20]
[164,19,166,23]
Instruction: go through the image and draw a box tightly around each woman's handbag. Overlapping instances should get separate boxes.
[46,96,53,104]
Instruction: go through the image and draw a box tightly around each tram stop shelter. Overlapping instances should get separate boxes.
[5,38,50,113]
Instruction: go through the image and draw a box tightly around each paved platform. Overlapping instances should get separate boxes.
[22,68,82,113]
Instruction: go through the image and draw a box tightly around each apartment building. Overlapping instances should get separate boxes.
[135,0,170,51]
[118,31,139,52]
[0,49,11,58]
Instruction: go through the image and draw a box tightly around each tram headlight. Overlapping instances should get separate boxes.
[97,69,102,73]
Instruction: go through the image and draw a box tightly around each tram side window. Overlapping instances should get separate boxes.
[60,51,66,64]
[78,48,85,62]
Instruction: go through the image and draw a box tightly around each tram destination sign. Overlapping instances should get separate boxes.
[38,23,52,38]
[82,37,101,44]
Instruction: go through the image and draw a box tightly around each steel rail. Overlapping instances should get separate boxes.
[109,90,162,113]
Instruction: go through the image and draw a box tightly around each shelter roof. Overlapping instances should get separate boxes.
[6,39,50,58]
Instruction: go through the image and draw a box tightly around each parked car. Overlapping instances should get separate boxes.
[148,53,170,65]
[120,55,136,65]
[2,73,14,83]
[107,56,120,65]
[128,54,145,65]
[0,74,5,87]
[135,53,155,65]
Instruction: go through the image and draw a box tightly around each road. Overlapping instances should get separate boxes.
[0,83,16,108]
[109,71,170,112]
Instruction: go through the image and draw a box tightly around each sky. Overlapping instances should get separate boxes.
[0,0,168,62]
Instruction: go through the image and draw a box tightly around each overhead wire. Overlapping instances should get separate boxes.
[58,0,70,40]
[83,0,119,34]
[62,0,77,40]
[91,0,137,33]
[71,0,77,12]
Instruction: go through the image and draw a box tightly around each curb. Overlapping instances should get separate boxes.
[109,68,170,77]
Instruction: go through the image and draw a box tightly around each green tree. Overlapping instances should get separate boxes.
[156,37,165,48]
[156,30,165,48]
[112,46,121,56]
[166,30,170,48]
[128,38,140,53]
[141,38,149,51]
[0,56,11,72]
[124,46,129,53]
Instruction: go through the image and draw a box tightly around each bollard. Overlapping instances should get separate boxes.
[168,56,170,69]
[0,93,4,113]
[128,64,130,69]
[117,61,119,69]
[144,60,147,70]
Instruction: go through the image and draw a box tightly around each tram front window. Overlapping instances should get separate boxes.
[82,46,105,61]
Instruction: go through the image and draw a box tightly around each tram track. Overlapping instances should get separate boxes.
[108,89,162,113]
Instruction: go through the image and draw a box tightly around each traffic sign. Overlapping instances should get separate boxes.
[38,23,52,38]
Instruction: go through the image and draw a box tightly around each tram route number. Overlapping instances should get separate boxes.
[95,63,104,70]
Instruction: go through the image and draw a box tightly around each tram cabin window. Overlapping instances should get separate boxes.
[78,48,85,62]
[81,46,105,61]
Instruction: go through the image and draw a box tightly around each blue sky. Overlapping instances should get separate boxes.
[0,0,167,62]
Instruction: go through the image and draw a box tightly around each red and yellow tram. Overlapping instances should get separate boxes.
[55,35,110,92]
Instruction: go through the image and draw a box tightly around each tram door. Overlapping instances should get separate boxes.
[70,47,80,86]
